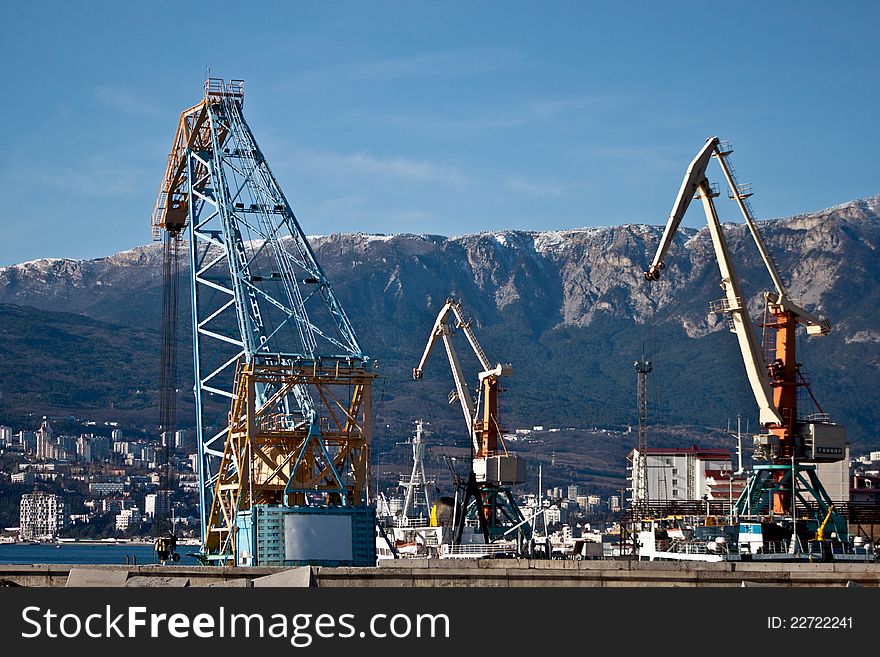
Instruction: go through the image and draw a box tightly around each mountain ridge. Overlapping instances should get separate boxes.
[0,194,877,458]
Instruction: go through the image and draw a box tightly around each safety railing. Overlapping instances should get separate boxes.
[694,181,720,199]
[728,182,754,199]
[709,296,742,314]
[439,542,518,558]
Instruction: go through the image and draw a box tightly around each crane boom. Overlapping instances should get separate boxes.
[645,137,717,281]
[413,297,527,546]
[644,135,847,529]
[713,147,786,300]
[645,136,836,430]
[696,180,782,426]
[713,153,830,336]
[413,300,477,438]
[440,323,477,437]
[645,137,781,426]
[153,78,376,565]
[413,298,513,458]
[448,303,492,372]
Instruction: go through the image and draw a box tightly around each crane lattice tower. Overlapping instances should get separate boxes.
[152,78,375,565]
[634,357,652,513]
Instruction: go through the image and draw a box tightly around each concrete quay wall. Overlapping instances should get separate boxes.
[1,559,880,587]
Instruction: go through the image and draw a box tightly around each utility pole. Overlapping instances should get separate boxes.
[727,414,745,475]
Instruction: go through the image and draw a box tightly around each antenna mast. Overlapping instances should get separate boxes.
[634,357,653,510]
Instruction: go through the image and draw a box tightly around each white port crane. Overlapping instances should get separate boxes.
[643,136,846,535]
[645,136,828,428]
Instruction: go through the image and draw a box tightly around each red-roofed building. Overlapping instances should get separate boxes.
[630,445,733,503]
[704,470,749,503]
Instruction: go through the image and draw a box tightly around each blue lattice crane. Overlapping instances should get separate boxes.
[152,78,376,566]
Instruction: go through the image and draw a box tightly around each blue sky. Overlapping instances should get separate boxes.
[0,1,877,266]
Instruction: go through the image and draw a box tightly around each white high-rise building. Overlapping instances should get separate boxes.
[113,441,133,456]
[140,445,158,463]
[17,431,37,454]
[144,493,169,519]
[630,446,732,504]
[0,425,12,446]
[20,492,68,540]
[115,507,142,531]
[36,417,56,460]
[76,435,93,462]
[544,505,568,525]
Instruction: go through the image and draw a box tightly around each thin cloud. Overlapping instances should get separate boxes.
[302,196,433,235]
[95,86,162,116]
[350,47,520,80]
[21,160,148,198]
[275,144,585,204]
[386,208,432,224]
[525,95,634,119]
[371,94,638,134]
[589,145,678,177]
[277,47,521,93]
[304,194,370,232]
[378,112,529,133]
[506,175,584,197]
[286,147,467,187]
[312,194,366,215]
[307,194,368,225]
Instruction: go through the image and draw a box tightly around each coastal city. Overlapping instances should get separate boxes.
[0,417,199,543]
[3,413,879,562]
[0,414,625,548]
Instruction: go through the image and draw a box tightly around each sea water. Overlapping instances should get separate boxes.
[0,542,201,565]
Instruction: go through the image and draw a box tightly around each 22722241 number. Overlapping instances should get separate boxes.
[768,616,853,629]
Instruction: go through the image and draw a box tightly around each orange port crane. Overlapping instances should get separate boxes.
[643,137,847,538]
[413,298,527,546]
[413,298,512,463]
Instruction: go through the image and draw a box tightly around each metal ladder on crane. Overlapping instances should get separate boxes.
[715,143,788,370]
[716,144,784,280]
